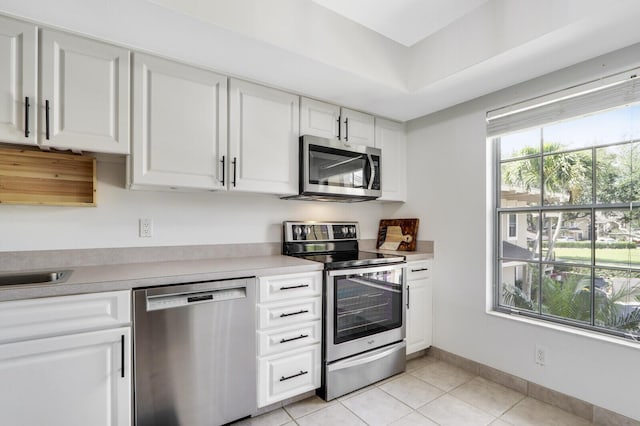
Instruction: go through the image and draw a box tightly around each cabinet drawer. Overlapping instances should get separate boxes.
[258,272,322,303]
[0,290,131,344]
[258,297,321,330]
[407,260,431,281]
[258,320,321,356]
[258,344,320,407]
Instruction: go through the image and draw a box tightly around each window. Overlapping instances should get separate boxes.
[489,69,640,342]
[508,214,517,239]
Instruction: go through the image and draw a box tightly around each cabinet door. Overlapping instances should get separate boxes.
[258,344,320,407]
[130,53,227,190]
[0,327,131,426]
[229,79,299,195]
[341,108,375,147]
[300,97,340,140]
[40,29,129,154]
[0,16,37,145]
[375,118,407,202]
[406,280,432,355]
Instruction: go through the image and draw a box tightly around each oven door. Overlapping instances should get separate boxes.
[302,135,381,199]
[325,262,405,362]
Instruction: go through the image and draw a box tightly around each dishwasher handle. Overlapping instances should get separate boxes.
[146,286,247,311]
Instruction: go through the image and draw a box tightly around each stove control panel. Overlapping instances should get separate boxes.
[284,222,359,242]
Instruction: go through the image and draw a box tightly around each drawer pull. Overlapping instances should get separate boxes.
[280,370,308,382]
[280,334,309,344]
[280,309,309,318]
[411,268,429,272]
[280,284,309,290]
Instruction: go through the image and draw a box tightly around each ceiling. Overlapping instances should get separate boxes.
[3,0,640,122]
[311,0,489,47]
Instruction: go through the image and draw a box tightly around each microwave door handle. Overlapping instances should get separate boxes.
[367,154,375,190]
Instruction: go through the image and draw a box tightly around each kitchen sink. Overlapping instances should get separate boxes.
[0,270,72,287]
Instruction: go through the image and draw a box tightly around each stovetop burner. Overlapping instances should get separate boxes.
[293,250,404,270]
[282,221,405,269]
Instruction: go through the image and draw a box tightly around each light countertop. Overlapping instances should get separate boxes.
[0,255,322,302]
[0,240,434,302]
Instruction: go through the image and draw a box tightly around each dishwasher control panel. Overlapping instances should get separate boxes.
[146,287,246,311]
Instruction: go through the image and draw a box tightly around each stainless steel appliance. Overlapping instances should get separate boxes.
[282,135,382,202]
[133,278,256,426]
[283,221,406,400]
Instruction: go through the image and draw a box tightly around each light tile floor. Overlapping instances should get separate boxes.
[234,353,594,426]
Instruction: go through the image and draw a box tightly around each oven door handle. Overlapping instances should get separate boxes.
[327,262,406,277]
[327,341,406,372]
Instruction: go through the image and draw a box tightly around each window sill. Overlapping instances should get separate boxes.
[485,309,640,350]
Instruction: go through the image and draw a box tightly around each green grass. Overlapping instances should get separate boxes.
[553,247,640,267]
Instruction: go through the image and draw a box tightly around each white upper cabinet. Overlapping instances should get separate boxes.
[40,29,130,154]
[300,98,375,147]
[375,118,407,202]
[229,79,299,195]
[341,108,375,147]
[129,53,227,190]
[0,16,37,146]
[300,97,340,140]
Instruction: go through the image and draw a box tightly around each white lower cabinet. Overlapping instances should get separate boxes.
[257,271,322,407]
[0,291,132,426]
[258,344,321,407]
[406,260,433,355]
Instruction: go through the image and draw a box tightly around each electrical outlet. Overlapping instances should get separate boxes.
[139,218,153,238]
[535,344,546,366]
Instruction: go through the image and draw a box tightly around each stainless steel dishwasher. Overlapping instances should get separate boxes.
[133,277,256,426]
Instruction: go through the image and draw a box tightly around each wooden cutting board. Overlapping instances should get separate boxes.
[376,219,419,251]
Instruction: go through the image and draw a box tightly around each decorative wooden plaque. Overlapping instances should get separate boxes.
[0,147,96,206]
[376,219,419,251]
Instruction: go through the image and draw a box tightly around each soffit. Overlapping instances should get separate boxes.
[2,0,640,121]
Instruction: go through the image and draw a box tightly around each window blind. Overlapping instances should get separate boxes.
[486,67,640,137]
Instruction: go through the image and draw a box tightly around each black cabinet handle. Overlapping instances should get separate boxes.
[280,370,308,382]
[411,268,429,272]
[280,284,309,290]
[406,285,410,309]
[344,117,349,142]
[337,116,341,140]
[280,334,309,344]
[232,157,237,187]
[45,99,50,140]
[220,155,225,186]
[120,334,125,378]
[187,294,213,303]
[24,97,30,137]
[280,309,309,318]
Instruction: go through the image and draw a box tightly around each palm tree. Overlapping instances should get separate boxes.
[502,142,591,299]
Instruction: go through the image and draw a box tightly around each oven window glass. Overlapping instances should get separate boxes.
[309,145,370,189]
[333,268,403,344]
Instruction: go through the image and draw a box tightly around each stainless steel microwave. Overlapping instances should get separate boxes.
[283,135,382,202]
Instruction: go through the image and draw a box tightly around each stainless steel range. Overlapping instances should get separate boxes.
[283,221,407,400]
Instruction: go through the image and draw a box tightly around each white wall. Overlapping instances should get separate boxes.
[0,157,394,252]
[399,43,640,420]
